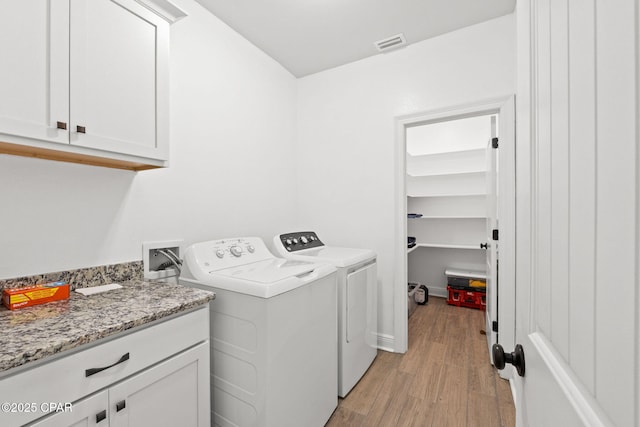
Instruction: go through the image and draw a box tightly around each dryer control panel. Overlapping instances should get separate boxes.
[277,231,324,252]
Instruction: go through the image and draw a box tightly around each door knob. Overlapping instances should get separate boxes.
[480,243,488,249]
[492,343,525,377]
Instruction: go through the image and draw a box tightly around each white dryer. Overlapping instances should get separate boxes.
[273,231,377,397]
[180,237,337,427]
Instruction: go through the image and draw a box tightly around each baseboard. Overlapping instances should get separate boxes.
[428,286,448,299]
[376,333,396,352]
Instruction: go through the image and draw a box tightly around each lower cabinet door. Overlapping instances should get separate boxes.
[30,391,109,427]
[109,342,210,427]
[28,342,209,427]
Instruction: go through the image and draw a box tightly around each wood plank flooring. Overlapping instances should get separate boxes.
[326,297,515,427]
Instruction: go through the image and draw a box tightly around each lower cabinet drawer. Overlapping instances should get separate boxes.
[28,342,210,427]
[0,307,208,426]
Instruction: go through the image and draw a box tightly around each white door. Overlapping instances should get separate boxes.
[69,0,169,160]
[486,98,516,374]
[485,119,498,360]
[0,1,69,145]
[510,1,639,426]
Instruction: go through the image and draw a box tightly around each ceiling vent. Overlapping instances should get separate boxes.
[374,33,407,53]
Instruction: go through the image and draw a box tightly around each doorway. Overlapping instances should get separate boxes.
[393,96,515,372]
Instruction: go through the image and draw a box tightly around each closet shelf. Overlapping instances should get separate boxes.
[408,243,484,252]
[406,147,485,159]
[406,169,486,178]
[407,192,486,198]
[408,215,486,219]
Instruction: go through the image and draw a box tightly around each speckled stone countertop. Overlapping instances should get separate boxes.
[0,279,215,374]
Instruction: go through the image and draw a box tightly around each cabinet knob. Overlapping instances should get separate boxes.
[76,125,86,134]
[96,410,107,423]
[480,243,488,249]
[116,400,126,412]
[56,121,67,130]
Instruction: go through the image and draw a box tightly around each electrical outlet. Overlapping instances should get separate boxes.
[142,240,184,281]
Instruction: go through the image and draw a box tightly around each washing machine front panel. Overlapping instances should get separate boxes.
[200,273,338,427]
[180,236,339,427]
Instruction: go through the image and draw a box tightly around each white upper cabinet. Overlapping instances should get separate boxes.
[70,0,169,160]
[0,0,183,171]
[0,1,69,145]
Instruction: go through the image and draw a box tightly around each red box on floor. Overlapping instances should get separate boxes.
[446,286,486,310]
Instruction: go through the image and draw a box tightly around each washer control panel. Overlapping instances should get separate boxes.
[185,237,270,273]
[277,231,324,252]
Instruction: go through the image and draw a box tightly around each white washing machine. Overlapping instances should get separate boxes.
[180,237,337,427]
[273,231,377,397]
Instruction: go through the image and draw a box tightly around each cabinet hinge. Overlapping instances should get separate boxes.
[492,229,499,241]
[492,321,498,332]
[492,137,499,149]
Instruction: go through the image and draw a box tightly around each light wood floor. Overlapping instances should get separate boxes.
[326,297,515,427]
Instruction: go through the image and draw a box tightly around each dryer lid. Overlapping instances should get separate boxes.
[286,246,376,268]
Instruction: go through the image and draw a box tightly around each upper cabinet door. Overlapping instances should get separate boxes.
[0,1,69,145]
[69,0,169,160]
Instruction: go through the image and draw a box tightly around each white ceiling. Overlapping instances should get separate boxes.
[194,0,516,77]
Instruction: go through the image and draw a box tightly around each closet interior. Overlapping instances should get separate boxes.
[406,114,496,300]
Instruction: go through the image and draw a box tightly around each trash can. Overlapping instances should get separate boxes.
[408,282,429,317]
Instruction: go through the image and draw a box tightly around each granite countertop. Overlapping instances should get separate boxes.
[0,280,215,374]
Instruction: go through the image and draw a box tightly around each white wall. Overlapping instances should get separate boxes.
[0,0,297,279]
[0,5,516,350]
[296,14,516,349]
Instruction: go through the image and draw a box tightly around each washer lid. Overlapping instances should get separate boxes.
[185,258,336,298]
[213,258,317,283]
[286,246,376,268]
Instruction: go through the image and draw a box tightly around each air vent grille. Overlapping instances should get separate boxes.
[374,33,407,52]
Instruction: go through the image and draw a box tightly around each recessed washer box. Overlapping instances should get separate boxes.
[143,239,184,281]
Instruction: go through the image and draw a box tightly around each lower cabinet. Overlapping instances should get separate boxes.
[30,343,208,427]
[0,307,210,427]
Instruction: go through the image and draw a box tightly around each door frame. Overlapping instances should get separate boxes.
[393,96,516,365]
